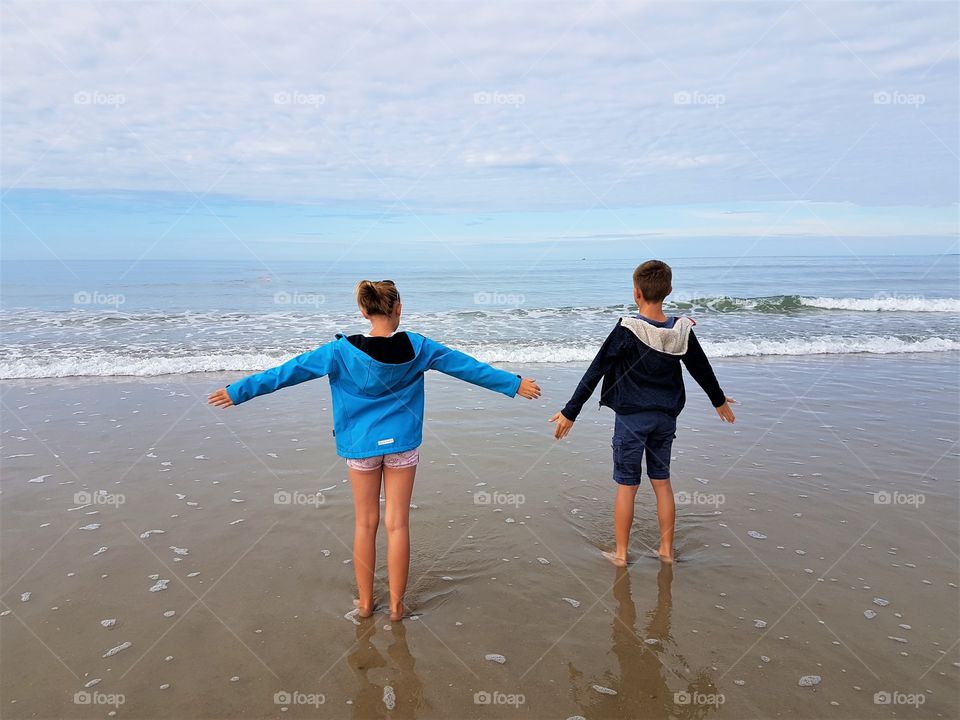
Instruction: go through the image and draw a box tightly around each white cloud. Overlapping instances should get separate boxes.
[1,0,956,211]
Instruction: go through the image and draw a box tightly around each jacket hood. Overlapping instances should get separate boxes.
[334,332,427,395]
[619,316,695,355]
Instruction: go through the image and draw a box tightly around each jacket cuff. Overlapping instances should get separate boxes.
[560,405,579,422]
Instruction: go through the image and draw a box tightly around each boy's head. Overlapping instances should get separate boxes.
[355,279,401,318]
[633,260,672,303]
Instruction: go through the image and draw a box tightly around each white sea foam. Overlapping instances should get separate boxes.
[800,296,960,312]
[1,335,957,378]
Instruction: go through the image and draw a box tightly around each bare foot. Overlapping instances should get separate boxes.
[353,598,374,618]
[389,601,406,622]
[657,548,674,564]
[602,550,628,567]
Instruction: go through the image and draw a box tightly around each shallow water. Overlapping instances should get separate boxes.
[1,355,957,718]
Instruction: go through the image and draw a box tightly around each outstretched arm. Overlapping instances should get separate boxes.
[551,323,624,438]
[681,330,736,423]
[423,338,539,398]
[208,343,336,408]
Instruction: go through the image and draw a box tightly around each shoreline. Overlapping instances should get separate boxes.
[2,354,958,718]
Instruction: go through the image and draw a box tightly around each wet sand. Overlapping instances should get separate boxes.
[1,354,958,719]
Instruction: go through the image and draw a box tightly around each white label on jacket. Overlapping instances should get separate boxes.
[377,438,395,446]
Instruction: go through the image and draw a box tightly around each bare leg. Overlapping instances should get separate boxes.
[650,478,675,562]
[349,467,383,616]
[604,484,640,567]
[383,464,416,621]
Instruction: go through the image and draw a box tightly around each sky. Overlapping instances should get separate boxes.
[1,0,958,261]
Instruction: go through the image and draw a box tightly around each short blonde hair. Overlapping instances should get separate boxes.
[355,279,400,316]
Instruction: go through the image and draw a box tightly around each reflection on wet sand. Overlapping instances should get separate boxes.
[571,563,722,719]
[348,620,426,719]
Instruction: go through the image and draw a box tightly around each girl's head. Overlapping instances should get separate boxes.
[355,279,401,321]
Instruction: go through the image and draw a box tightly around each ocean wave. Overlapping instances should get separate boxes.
[799,296,960,312]
[2,336,957,379]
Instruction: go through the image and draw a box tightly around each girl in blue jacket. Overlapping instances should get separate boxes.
[208,280,541,621]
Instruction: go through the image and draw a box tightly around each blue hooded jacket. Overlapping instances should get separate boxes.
[225,332,521,459]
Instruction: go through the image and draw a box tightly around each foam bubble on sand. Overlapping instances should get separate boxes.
[485,654,506,664]
[562,597,581,608]
[163,610,176,618]
[383,686,396,711]
[84,678,101,688]
[0,610,10,616]
[139,529,165,539]
[754,619,767,628]
[28,475,49,483]
[149,579,170,592]
[148,574,159,580]
[159,683,170,690]
[888,636,908,643]
[321,550,331,557]
[873,598,890,607]
[102,641,131,658]
[168,546,189,556]
[20,592,31,602]
[187,572,200,578]
[863,610,877,619]
[93,547,108,556]
[175,494,186,500]
[537,557,550,565]
[748,530,767,539]
[592,685,617,695]
[343,609,360,626]
[229,519,244,525]
[100,619,116,628]
[230,498,244,503]
[798,675,821,687]
[79,524,100,531]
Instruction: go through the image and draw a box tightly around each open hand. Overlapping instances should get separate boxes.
[716,396,736,423]
[517,377,541,399]
[549,411,574,439]
[207,388,234,408]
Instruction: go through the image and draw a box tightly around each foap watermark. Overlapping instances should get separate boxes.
[675,490,725,509]
[874,690,925,707]
[673,90,725,107]
[474,490,525,508]
[74,290,125,309]
[74,690,125,708]
[473,291,525,307]
[473,91,525,108]
[274,690,325,708]
[273,91,325,108]
[473,690,525,708]
[74,90,126,107]
[874,490,925,508]
[74,490,125,508]
[674,690,725,708]
[873,90,925,107]
[274,290,325,307]
[274,490,325,508]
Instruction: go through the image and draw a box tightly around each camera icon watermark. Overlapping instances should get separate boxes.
[74,290,125,309]
[473,91,525,108]
[74,90,126,107]
[74,490,125,508]
[874,690,925,707]
[274,690,325,707]
[874,490,925,508]
[674,690,724,707]
[673,90,725,107]
[474,490,525,508]
[675,490,725,509]
[873,90,925,107]
[473,690,525,708]
[473,291,525,307]
[273,91,325,108]
[274,490,325,508]
[273,290,325,307]
[74,690,125,708]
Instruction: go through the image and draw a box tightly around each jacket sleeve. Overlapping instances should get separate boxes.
[421,338,521,397]
[560,323,624,421]
[226,343,336,405]
[681,330,726,407]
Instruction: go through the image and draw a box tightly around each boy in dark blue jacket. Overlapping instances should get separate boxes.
[550,260,736,565]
